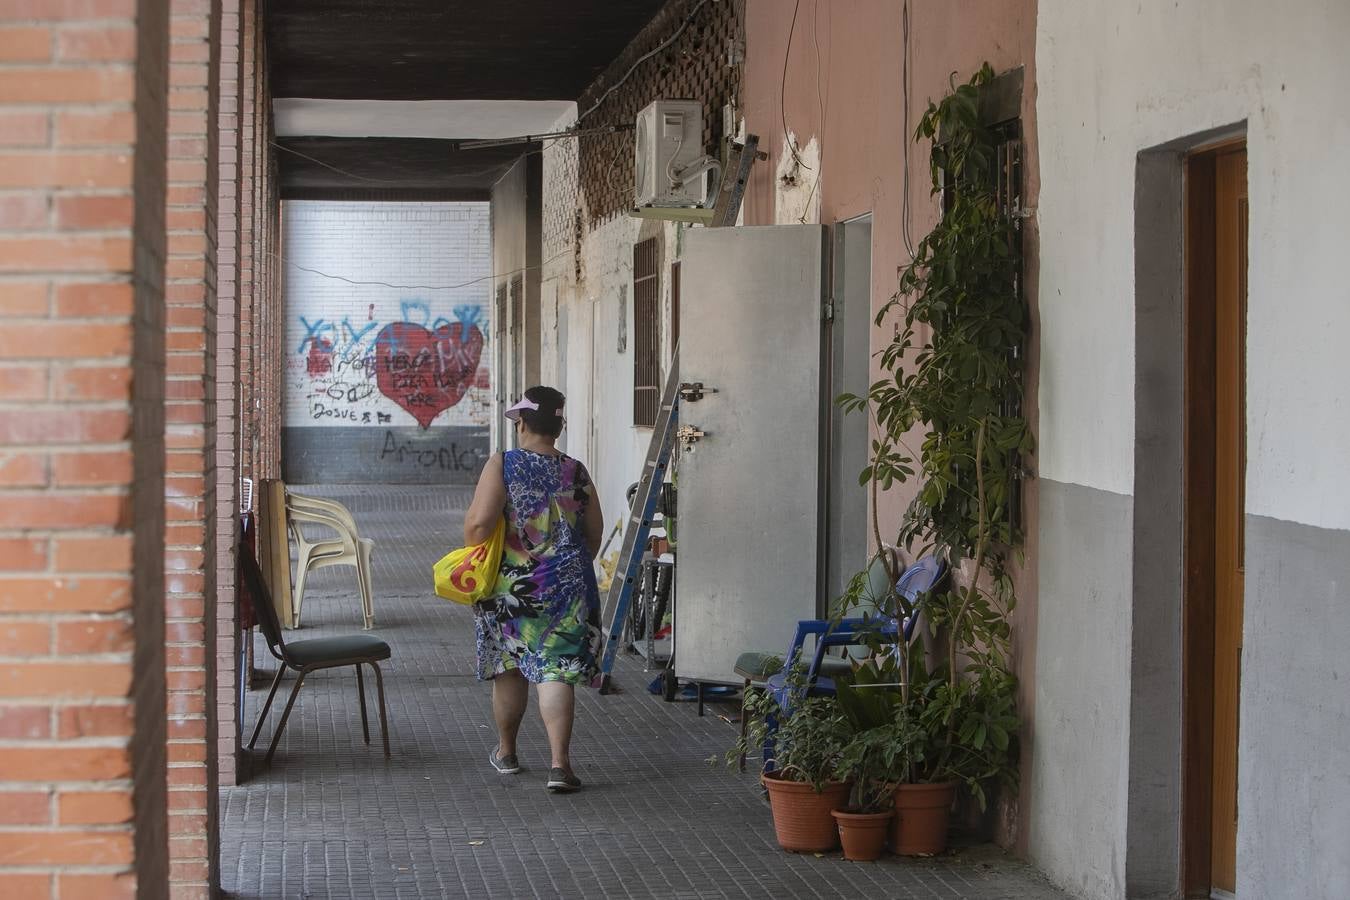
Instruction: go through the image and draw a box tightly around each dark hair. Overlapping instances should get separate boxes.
[519,385,566,439]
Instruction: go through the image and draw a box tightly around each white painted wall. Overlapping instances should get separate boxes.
[1037,0,1350,531]
[282,201,492,432]
[1035,3,1350,899]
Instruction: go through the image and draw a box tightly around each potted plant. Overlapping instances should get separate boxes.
[835,62,1029,857]
[831,725,900,861]
[834,653,963,857]
[824,658,903,860]
[725,683,851,853]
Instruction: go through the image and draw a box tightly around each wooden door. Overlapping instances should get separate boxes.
[1209,146,1246,895]
[1184,141,1246,898]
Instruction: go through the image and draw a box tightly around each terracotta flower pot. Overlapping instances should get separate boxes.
[761,772,849,853]
[890,782,957,856]
[832,808,894,861]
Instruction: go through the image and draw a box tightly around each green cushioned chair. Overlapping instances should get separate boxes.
[733,651,783,681]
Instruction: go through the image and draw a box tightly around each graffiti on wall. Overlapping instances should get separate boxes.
[291,300,490,430]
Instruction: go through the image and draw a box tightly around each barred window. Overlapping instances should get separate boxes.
[632,238,660,426]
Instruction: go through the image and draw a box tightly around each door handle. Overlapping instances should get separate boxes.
[679,382,719,403]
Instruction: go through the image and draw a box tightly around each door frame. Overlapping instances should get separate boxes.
[1181,135,1247,898]
[1128,122,1245,898]
[821,213,873,612]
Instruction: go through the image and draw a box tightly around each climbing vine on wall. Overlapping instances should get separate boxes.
[856,63,1031,563]
[840,64,1031,805]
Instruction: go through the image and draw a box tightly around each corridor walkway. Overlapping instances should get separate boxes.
[220,486,1070,899]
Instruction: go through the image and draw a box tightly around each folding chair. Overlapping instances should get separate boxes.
[239,529,392,766]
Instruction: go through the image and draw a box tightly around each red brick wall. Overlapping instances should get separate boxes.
[0,0,170,896]
[164,0,221,895]
[213,0,276,793]
[212,0,243,790]
[238,0,280,484]
[236,0,255,482]
[247,5,279,481]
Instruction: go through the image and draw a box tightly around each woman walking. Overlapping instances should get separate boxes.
[463,386,604,792]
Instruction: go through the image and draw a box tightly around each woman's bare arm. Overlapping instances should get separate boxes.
[463,453,506,546]
[583,484,604,560]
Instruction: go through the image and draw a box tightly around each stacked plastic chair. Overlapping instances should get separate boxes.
[285,491,375,630]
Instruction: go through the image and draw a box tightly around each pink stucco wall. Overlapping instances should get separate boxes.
[741,0,1041,850]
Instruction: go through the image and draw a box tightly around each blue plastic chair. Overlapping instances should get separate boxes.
[892,555,947,644]
[766,555,948,702]
[759,554,948,769]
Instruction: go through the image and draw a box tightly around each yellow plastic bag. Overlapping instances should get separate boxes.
[432,518,505,605]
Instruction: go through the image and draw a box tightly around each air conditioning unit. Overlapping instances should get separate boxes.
[634,100,720,209]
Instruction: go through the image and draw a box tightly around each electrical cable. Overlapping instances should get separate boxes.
[269,247,572,293]
[780,0,810,173]
[901,0,915,257]
[575,0,714,126]
[798,0,828,224]
[271,0,722,193]
[270,140,543,186]
[273,1,722,190]
[270,141,410,185]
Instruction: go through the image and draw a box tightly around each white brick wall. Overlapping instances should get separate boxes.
[282,201,493,431]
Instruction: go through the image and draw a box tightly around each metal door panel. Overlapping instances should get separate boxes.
[676,225,825,682]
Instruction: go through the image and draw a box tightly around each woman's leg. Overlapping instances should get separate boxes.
[492,669,528,758]
[536,680,576,772]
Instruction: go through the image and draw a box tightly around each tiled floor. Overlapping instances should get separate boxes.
[220,486,1073,900]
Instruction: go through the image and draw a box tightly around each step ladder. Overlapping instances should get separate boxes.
[595,354,682,694]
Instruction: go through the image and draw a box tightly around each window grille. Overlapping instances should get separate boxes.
[632,238,660,426]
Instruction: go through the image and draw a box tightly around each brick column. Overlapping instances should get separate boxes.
[213,0,243,788]
[236,0,255,481]
[0,0,170,897]
[164,0,221,895]
[255,64,280,479]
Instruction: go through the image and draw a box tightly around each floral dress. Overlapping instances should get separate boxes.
[473,449,602,685]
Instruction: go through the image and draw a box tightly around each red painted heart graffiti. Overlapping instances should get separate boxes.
[374,321,484,429]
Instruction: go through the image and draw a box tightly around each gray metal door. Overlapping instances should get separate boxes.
[676,225,827,683]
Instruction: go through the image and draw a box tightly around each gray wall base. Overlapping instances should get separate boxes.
[1240,514,1350,900]
[1030,478,1133,900]
[282,426,488,485]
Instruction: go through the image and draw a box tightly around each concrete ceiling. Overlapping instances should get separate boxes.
[267,0,668,101]
[268,0,666,196]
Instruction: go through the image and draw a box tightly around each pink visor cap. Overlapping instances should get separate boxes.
[504,397,565,423]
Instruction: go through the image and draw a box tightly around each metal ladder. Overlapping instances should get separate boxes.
[595,355,681,694]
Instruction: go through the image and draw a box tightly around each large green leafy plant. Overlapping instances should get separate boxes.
[837,63,1030,811]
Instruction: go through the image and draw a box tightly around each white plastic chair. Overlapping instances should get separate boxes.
[285,494,375,630]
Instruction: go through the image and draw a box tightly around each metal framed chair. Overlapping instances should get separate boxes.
[238,528,392,766]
